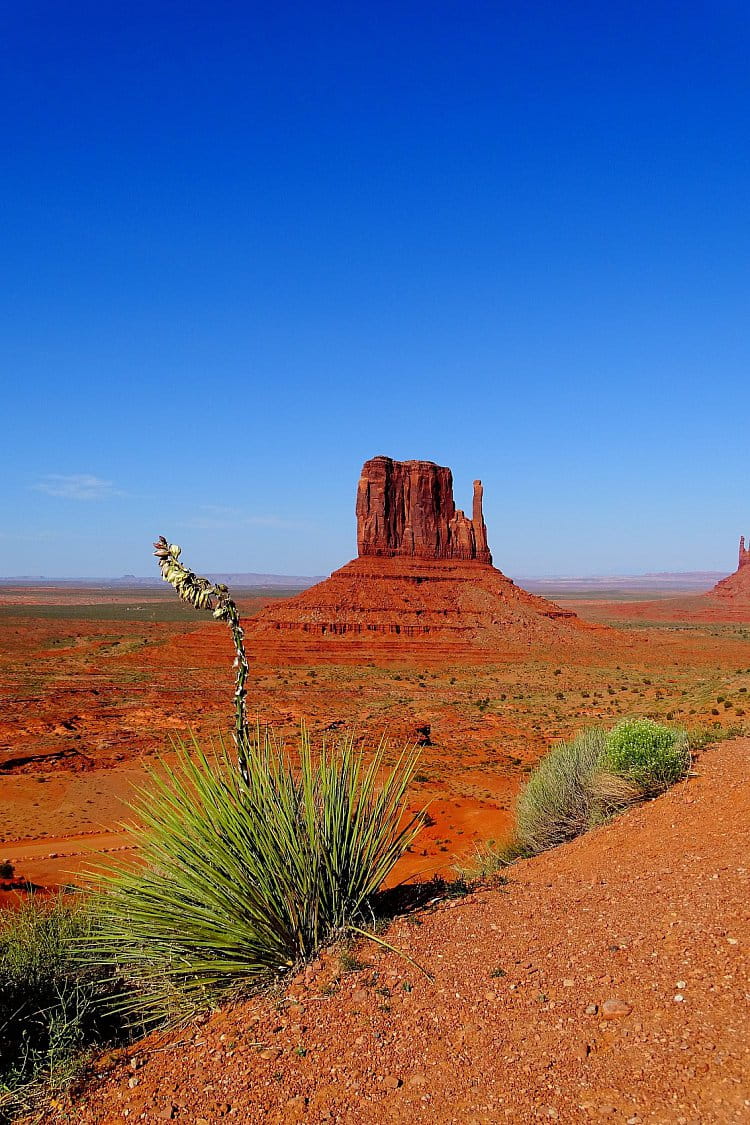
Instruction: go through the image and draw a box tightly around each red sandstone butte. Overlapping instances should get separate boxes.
[711,534,750,600]
[356,456,492,563]
[246,456,593,658]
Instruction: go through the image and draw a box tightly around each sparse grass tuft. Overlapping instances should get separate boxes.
[687,723,745,752]
[516,728,608,855]
[455,838,522,881]
[0,895,124,1122]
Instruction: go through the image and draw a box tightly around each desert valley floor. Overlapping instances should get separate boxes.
[1,579,749,895]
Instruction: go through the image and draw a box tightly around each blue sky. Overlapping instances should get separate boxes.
[2,2,749,578]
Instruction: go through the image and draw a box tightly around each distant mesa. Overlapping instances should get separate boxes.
[246,456,593,658]
[710,534,750,601]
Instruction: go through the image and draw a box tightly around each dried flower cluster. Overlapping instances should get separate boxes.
[153,537,232,619]
[153,535,250,780]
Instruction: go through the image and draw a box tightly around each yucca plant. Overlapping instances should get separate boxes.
[85,726,424,1024]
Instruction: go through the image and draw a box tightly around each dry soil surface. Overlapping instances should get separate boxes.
[48,737,749,1125]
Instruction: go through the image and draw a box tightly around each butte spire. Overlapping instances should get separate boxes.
[709,532,750,602]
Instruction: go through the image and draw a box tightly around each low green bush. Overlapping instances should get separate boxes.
[515,719,689,857]
[0,896,123,1121]
[602,718,690,794]
[85,727,423,1024]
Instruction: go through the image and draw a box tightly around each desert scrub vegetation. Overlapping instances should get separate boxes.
[78,539,425,1025]
[601,718,690,794]
[87,727,424,1023]
[514,718,691,857]
[0,540,426,1113]
[0,896,125,1122]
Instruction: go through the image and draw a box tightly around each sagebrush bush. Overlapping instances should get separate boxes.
[0,896,123,1121]
[516,728,610,855]
[85,727,423,1024]
[602,719,690,794]
[515,718,689,856]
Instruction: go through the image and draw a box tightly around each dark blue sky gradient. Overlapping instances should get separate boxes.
[2,2,749,576]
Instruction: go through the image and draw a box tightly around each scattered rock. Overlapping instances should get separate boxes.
[601,998,632,1019]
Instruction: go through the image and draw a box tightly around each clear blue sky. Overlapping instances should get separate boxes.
[2,1,749,578]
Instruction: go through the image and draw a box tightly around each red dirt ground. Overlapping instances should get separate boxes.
[47,735,750,1124]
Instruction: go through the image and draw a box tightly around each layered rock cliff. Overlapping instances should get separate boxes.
[356,457,491,564]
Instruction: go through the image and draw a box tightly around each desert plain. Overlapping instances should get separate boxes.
[1,569,748,898]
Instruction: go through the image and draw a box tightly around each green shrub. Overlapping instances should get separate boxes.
[602,719,690,794]
[515,718,689,857]
[85,727,423,1024]
[0,896,123,1121]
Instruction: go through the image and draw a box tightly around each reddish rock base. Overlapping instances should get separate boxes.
[247,555,592,659]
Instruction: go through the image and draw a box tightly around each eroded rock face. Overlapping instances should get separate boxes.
[356,456,492,564]
[711,533,750,600]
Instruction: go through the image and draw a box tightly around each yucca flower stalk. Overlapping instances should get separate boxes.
[153,535,250,782]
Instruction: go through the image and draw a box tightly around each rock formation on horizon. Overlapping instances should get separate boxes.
[356,456,492,564]
[246,456,591,657]
[710,533,750,600]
